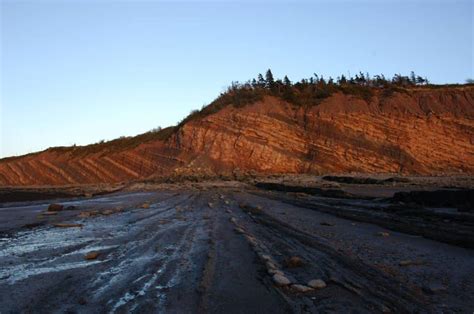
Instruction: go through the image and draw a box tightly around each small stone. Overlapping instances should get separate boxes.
[285,256,304,268]
[268,269,284,276]
[141,202,150,209]
[320,222,335,226]
[42,211,58,216]
[260,254,272,262]
[48,204,64,212]
[377,232,390,237]
[85,251,100,260]
[246,236,258,247]
[53,223,83,228]
[291,284,313,293]
[399,260,424,266]
[234,227,245,234]
[273,274,291,286]
[308,279,327,289]
[266,261,277,270]
[102,209,114,216]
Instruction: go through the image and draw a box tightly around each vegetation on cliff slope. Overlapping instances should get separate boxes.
[178,69,441,126]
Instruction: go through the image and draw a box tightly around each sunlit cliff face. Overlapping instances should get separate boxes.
[1,87,473,186]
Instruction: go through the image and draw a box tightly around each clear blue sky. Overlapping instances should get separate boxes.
[1,0,472,158]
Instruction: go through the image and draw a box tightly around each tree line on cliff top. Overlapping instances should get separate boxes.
[178,69,431,126]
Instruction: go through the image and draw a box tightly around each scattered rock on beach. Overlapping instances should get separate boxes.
[320,221,335,226]
[85,251,100,260]
[42,211,58,216]
[53,223,83,228]
[285,256,305,268]
[308,279,327,289]
[48,204,64,212]
[399,260,425,266]
[273,274,291,286]
[291,284,313,293]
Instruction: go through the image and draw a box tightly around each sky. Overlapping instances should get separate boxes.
[0,0,472,158]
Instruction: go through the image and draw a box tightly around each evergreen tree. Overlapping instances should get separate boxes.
[283,75,291,86]
[265,69,275,89]
[251,78,257,88]
[257,73,265,87]
[410,71,417,84]
[338,74,347,85]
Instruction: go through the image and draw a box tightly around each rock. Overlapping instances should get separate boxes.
[320,222,335,226]
[285,256,304,268]
[141,202,150,209]
[260,254,273,262]
[2,88,473,186]
[53,223,83,228]
[308,279,327,289]
[291,284,313,293]
[266,261,278,270]
[78,211,99,218]
[273,274,291,286]
[48,203,64,212]
[399,260,425,266]
[85,251,100,260]
[246,235,258,247]
[42,211,58,216]
[234,227,245,234]
[377,232,390,237]
[268,269,284,276]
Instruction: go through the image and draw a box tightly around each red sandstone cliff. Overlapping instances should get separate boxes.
[1,87,473,186]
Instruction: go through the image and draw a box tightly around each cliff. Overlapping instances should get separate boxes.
[1,86,473,186]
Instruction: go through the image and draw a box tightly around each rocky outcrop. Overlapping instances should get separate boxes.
[0,87,473,186]
[174,88,474,175]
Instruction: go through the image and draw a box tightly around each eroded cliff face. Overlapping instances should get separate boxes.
[173,88,474,175]
[1,87,473,186]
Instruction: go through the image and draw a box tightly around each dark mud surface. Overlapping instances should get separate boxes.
[0,179,473,313]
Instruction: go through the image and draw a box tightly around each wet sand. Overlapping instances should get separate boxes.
[0,179,473,313]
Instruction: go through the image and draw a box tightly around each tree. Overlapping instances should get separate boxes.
[257,73,265,87]
[265,69,275,89]
[410,71,417,84]
[283,75,291,86]
[416,76,425,85]
[338,74,347,85]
